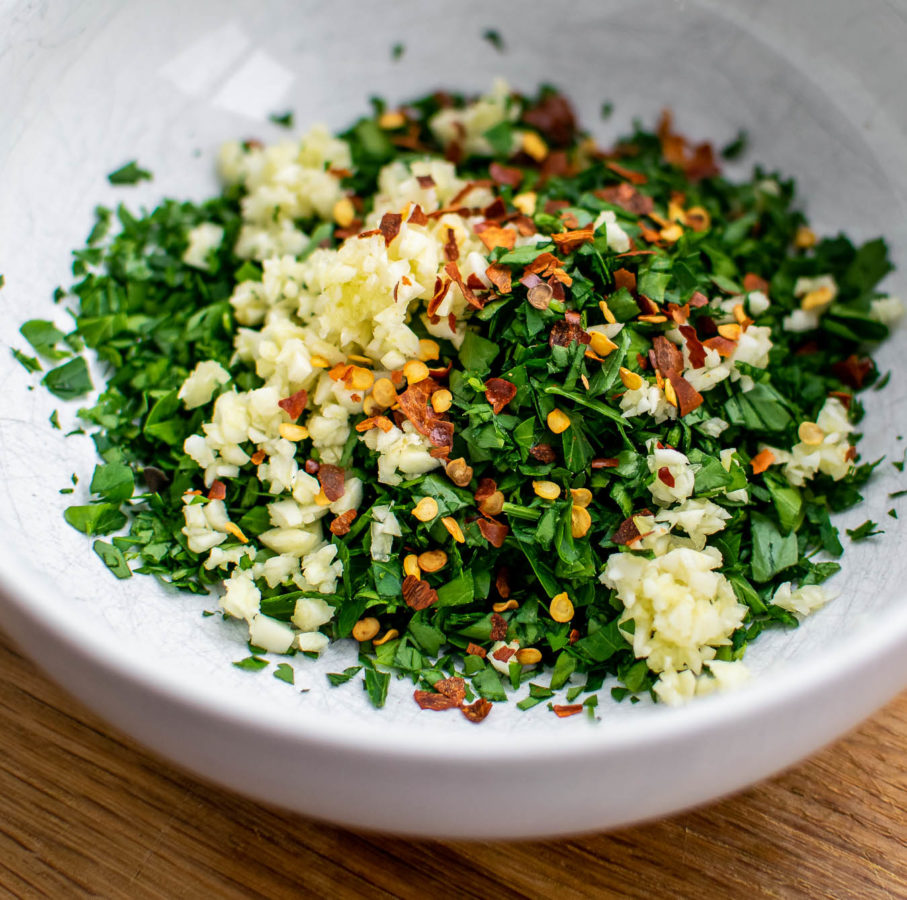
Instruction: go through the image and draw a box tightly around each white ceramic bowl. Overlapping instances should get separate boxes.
[2,0,907,839]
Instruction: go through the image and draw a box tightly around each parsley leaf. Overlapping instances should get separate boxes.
[107,161,152,185]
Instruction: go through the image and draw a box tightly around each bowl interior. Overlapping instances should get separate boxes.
[2,0,907,746]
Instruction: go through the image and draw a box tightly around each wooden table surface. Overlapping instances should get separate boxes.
[0,630,903,900]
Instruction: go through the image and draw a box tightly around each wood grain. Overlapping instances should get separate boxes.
[0,630,903,900]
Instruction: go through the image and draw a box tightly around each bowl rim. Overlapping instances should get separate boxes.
[2,538,906,760]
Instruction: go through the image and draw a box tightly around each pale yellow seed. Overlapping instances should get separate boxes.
[801,286,834,311]
[417,550,448,573]
[403,554,421,580]
[431,389,453,414]
[660,223,685,243]
[570,488,593,508]
[478,490,505,516]
[347,366,374,391]
[533,480,561,501]
[547,408,571,434]
[332,196,356,228]
[313,488,331,507]
[549,592,575,623]
[571,505,592,539]
[403,360,430,384]
[619,367,644,390]
[516,647,542,665]
[224,522,249,544]
[348,354,373,365]
[667,200,687,224]
[441,516,465,543]
[351,617,380,642]
[371,377,398,408]
[492,599,519,613]
[717,323,742,340]
[377,110,406,130]
[664,378,678,408]
[310,355,330,369]
[638,314,668,324]
[798,421,825,446]
[599,299,617,325]
[733,303,749,326]
[512,191,537,216]
[686,206,711,230]
[362,395,383,417]
[522,131,548,162]
[412,496,439,522]
[373,628,399,647]
[589,331,618,358]
[445,457,473,487]
[795,225,817,249]
[279,423,309,442]
[418,338,440,362]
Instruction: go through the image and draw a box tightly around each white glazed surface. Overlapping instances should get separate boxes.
[1,0,906,838]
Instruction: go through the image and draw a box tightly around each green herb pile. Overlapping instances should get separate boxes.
[15,86,896,717]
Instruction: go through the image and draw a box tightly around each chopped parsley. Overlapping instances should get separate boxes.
[269,110,294,129]
[107,160,152,185]
[846,520,883,541]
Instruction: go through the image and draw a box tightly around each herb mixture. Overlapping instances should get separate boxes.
[16,83,901,720]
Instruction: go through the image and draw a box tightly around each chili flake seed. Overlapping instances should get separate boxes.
[795,225,817,248]
[441,516,465,543]
[373,628,399,647]
[547,408,571,434]
[663,378,678,408]
[223,522,248,544]
[798,421,825,445]
[403,360,430,384]
[332,196,356,228]
[417,549,447,573]
[717,323,741,340]
[278,423,309,442]
[801,286,834,311]
[403,554,421,579]
[478,490,505,516]
[351,617,380,642]
[431,388,453,413]
[685,206,711,231]
[515,648,542,665]
[527,282,554,310]
[513,191,537,216]
[445,457,473,487]
[589,331,618,357]
[533,480,561,500]
[522,131,548,161]
[549,592,575,623]
[371,377,397,407]
[310,355,330,368]
[570,487,593,508]
[418,338,440,362]
[412,496,439,521]
[571,505,592,538]
[619,367,644,390]
[492,599,519,613]
[599,299,617,324]
[377,109,407,129]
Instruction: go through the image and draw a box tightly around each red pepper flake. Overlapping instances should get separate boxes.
[251,449,267,466]
[413,690,459,711]
[845,445,858,462]
[688,291,709,308]
[678,325,707,369]
[651,335,683,377]
[408,203,429,226]
[549,316,590,348]
[832,354,874,389]
[657,110,720,181]
[277,388,308,421]
[551,226,595,254]
[492,646,516,663]
[484,377,517,414]
[461,698,493,723]
[475,223,516,252]
[434,676,466,703]
[444,261,484,309]
[552,704,584,718]
[426,276,452,317]
[466,273,486,292]
[743,272,770,295]
[474,477,497,503]
[605,160,647,184]
[396,376,455,448]
[329,509,357,536]
[594,183,654,216]
[377,212,402,247]
[637,352,650,370]
[529,443,557,463]
[416,174,436,189]
[489,161,523,188]
[466,642,487,658]
[657,466,676,488]
[485,263,512,295]
[590,457,619,469]
[828,390,852,409]
[483,197,508,221]
[207,480,227,501]
[443,227,459,262]
[449,179,495,206]
[613,267,637,292]
[523,92,577,146]
[477,516,509,548]
[317,464,345,502]
[304,459,319,475]
[495,567,511,599]
[402,574,439,611]
[702,334,736,358]
[489,613,508,641]
[666,372,704,417]
[568,629,580,645]
[612,516,643,545]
